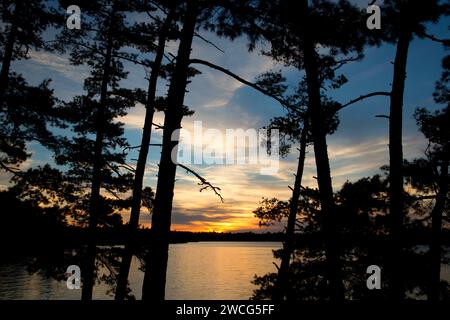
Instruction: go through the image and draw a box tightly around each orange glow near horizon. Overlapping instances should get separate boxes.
[138,215,267,233]
[171,223,253,233]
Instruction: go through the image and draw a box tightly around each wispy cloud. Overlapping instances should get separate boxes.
[28,51,89,82]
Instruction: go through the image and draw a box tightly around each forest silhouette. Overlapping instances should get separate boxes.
[0,0,449,302]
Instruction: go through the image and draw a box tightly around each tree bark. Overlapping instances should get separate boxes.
[114,7,175,301]
[141,0,198,301]
[0,4,19,101]
[429,156,449,301]
[273,123,308,301]
[81,8,115,301]
[388,17,412,300]
[299,0,344,301]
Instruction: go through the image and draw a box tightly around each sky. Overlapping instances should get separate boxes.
[1,1,449,232]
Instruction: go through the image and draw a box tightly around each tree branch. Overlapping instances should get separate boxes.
[50,39,103,56]
[336,91,391,112]
[415,215,431,222]
[123,144,162,154]
[106,162,124,178]
[112,53,151,67]
[194,32,225,53]
[123,145,140,153]
[408,195,437,201]
[421,33,450,47]
[148,0,168,15]
[189,58,298,113]
[117,164,136,173]
[103,186,122,200]
[177,163,224,202]
[331,55,361,72]
[0,161,20,175]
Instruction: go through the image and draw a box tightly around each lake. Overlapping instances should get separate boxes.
[1,241,449,300]
[0,242,281,300]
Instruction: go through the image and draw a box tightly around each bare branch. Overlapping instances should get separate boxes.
[375,115,390,119]
[106,162,124,178]
[189,58,299,113]
[117,164,136,173]
[163,52,175,64]
[415,215,431,222]
[123,145,141,153]
[194,32,225,53]
[421,33,450,46]
[331,55,360,72]
[408,195,437,201]
[148,0,168,15]
[0,161,20,175]
[123,142,163,156]
[166,51,177,62]
[177,163,224,202]
[336,91,391,112]
[112,53,151,67]
[146,10,162,23]
[103,186,122,200]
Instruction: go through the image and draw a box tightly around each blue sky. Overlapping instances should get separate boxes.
[1,2,449,232]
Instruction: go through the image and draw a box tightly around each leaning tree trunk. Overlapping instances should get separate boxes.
[273,123,308,301]
[141,0,198,301]
[81,11,115,301]
[388,16,412,300]
[299,0,344,301]
[429,156,449,301]
[115,7,175,301]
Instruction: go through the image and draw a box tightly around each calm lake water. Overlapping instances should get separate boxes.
[0,242,281,300]
[1,242,449,300]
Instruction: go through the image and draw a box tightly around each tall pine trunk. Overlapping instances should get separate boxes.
[115,7,175,301]
[388,16,412,300]
[299,0,344,301]
[141,0,198,301]
[429,156,449,300]
[0,5,19,101]
[81,10,115,301]
[273,124,308,301]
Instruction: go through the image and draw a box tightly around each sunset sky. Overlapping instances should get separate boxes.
[1,5,448,232]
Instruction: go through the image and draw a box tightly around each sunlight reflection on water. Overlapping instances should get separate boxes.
[0,242,281,300]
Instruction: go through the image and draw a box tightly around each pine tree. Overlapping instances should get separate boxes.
[0,0,60,100]
[0,0,61,172]
[412,56,450,299]
[141,0,200,301]
[250,0,370,300]
[55,0,143,300]
[254,72,340,300]
[0,76,58,173]
[115,0,179,301]
[139,0,262,300]
[382,0,449,299]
